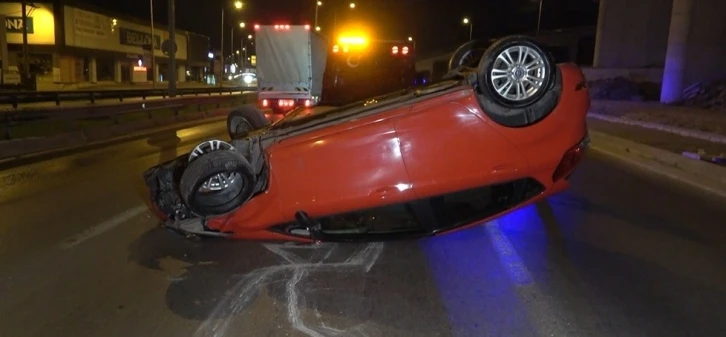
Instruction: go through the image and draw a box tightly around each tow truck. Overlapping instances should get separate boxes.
[322,34,416,104]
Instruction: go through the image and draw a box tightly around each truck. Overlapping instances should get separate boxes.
[322,35,416,104]
[254,24,328,114]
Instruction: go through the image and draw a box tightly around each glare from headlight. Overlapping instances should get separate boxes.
[243,75,253,84]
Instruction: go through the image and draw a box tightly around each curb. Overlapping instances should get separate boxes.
[0,108,232,164]
[588,112,726,145]
[589,130,726,199]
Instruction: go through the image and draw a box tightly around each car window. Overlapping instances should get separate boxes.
[318,203,421,234]
[269,90,411,130]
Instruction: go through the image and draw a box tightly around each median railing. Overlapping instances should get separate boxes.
[0,92,258,161]
[0,86,256,109]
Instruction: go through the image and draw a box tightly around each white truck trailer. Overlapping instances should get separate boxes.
[254,24,328,114]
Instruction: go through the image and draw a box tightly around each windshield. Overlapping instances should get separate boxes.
[269,89,412,130]
[269,78,464,131]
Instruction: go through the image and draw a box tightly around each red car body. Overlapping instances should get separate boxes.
[144,59,590,243]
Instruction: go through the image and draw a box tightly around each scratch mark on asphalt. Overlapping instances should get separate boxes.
[193,242,384,337]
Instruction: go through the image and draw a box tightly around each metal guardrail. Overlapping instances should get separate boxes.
[0,92,256,140]
[0,86,256,109]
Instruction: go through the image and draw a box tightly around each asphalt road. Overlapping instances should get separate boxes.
[1,122,726,337]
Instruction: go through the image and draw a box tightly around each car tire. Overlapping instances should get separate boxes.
[475,35,562,127]
[447,40,491,73]
[180,149,257,217]
[227,105,271,139]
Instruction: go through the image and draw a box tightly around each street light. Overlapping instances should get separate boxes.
[315,1,322,28]
[408,36,412,41]
[220,1,244,87]
[239,22,245,28]
[316,26,321,31]
[349,2,355,8]
[248,34,252,39]
[462,17,473,40]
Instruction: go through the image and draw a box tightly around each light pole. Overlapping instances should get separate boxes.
[315,1,321,29]
[462,17,472,40]
[168,0,176,96]
[536,0,543,36]
[220,1,244,87]
[149,0,157,88]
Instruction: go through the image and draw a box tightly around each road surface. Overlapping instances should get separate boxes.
[1,122,725,337]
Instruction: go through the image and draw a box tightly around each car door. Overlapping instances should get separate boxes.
[393,93,530,199]
[272,106,418,224]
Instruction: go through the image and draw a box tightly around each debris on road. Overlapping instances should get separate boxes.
[676,79,726,111]
[587,77,644,101]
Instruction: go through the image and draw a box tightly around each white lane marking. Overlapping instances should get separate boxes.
[487,220,574,337]
[59,205,147,249]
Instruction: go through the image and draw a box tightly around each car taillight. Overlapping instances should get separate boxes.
[278,99,294,107]
[332,44,339,53]
[304,99,311,107]
[402,46,409,55]
[552,134,590,182]
[304,24,310,30]
[254,24,260,30]
[262,99,268,107]
[391,46,398,54]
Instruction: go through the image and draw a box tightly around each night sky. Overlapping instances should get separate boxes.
[86,0,599,55]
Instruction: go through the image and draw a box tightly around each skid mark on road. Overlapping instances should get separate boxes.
[194,242,384,337]
[59,205,147,249]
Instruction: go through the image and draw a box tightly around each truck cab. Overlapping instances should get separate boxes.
[322,35,416,105]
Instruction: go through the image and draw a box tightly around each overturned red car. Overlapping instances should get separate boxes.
[143,35,590,243]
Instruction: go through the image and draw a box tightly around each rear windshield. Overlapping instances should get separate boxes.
[269,79,463,131]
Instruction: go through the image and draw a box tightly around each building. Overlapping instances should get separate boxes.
[0,0,213,89]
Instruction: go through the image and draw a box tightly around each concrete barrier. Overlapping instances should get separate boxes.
[590,130,726,199]
[0,107,235,162]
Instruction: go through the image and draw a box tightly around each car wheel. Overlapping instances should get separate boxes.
[447,40,489,73]
[475,35,562,127]
[227,105,271,139]
[180,139,256,217]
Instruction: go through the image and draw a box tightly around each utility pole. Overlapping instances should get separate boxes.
[149,0,157,88]
[168,0,176,97]
[21,1,30,86]
[219,9,224,87]
[536,0,543,36]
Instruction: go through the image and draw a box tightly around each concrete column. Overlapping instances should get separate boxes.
[592,0,608,67]
[660,0,693,102]
[114,60,122,82]
[153,64,160,82]
[89,57,97,83]
[661,0,726,102]
[593,0,673,68]
[177,65,186,82]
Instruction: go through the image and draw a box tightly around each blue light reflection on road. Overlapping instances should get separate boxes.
[419,202,554,337]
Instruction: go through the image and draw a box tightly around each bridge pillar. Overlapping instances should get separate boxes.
[661,0,726,102]
[593,0,673,68]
